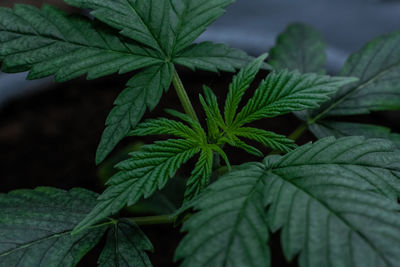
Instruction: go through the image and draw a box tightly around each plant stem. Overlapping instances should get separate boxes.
[172,69,199,122]
[129,214,175,226]
[288,122,308,141]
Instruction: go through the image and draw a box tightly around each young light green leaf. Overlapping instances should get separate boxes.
[129,117,197,140]
[224,54,268,125]
[269,23,326,74]
[0,4,161,81]
[200,85,225,129]
[74,139,201,233]
[184,146,214,201]
[233,70,358,127]
[0,187,107,266]
[262,137,400,267]
[98,219,153,267]
[232,127,296,153]
[173,41,255,73]
[175,163,270,267]
[199,95,221,141]
[224,132,264,157]
[309,121,400,148]
[96,63,173,164]
[165,109,208,143]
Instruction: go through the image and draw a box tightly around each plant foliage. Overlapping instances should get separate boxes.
[177,137,400,267]
[271,23,400,147]
[1,1,400,267]
[98,219,153,267]
[0,1,254,164]
[0,187,152,267]
[74,55,356,233]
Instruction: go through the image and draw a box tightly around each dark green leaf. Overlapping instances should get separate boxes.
[198,137,400,267]
[171,0,235,53]
[0,187,107,266]
[174,41,255,73]
[64,0,166,54]
[303,31,400,143]
[307,30,400,125]
[98,219,153,267]
[175,163,270,267]
[262,137,400,266]
[0,4,160,81]
[96,63,173,164]
[65,0,236,57]
[74,139,200,233]
[269,23,326,73]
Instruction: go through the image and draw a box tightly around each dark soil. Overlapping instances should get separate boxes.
[0,68,398,266]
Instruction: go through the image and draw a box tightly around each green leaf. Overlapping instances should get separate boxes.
[233,70,358,127]
[0,187,107,266]
[170,0,235,53]
[174,41,255,73]
[269,23,326,74]
[65,0,236,57]
[261,137,400,266]
[201,86,225,129]
[74,139,201,233]
[302,30,400,144]
[96,63,173,164]
[224,54,268,125]
[130,117,197,140]
[165,109,208,143]
[199,58,298,156]
[199,95,221,141]
[309,121,400,148]
[0,4,160,81]
[307,30,400,124]
[232,127,296,153]
[98,219,153,267]
[184,146,214,201]
[224,132,264,157]
[175,163,270,267]
[64,0,165,54]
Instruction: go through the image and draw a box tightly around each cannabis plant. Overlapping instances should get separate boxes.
[1,1,400,266]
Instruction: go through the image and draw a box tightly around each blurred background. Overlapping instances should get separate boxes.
[1,0,400,266]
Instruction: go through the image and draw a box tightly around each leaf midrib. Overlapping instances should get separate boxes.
[3,30,163,63]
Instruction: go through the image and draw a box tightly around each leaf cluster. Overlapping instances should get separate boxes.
[1,2,400,267]
[176,136,400,267]
[0,0,254,165]
[73,53,357,233]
